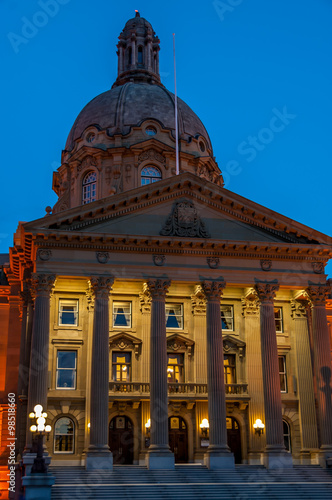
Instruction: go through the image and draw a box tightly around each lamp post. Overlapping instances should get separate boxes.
[29,404,51,474]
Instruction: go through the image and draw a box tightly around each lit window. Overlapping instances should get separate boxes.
[138,46,143,64]
[221,305,234,331]
[283,420,291,452]
[141,166,162,185]
[167,354,184,383]
[112,352,131,382]
[279,355,287,393]
[58,299,78,326]
[82,171,97,204]
[113,302,131,328]
[166,304,183,329]
[56,351,77,389]
[224,354,236,384]
[54,417,74,453]
[274,307,283,333]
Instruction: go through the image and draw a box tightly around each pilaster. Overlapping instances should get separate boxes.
[191,285,207,384]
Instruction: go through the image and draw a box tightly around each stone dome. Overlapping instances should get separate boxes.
[65,82,212,152]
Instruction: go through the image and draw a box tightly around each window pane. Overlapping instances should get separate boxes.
[166,304,183,329]
[167,354,183,383]
[112,352,131,382]
[59,300,78,326]
[113,302,131,327]
[141,166,162,185]
[54,418,74,453]
[274,307,283,332]
[57,370,75,389]
[57,351,76,369]
[221,305,234,330]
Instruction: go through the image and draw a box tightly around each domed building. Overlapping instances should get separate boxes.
[0,12,332,487]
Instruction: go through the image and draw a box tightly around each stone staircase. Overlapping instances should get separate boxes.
[49,464,332,500]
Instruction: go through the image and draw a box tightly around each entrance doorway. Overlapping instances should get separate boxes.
[168,416,188,463]
[226,417,242,464]
[109,416,134,464]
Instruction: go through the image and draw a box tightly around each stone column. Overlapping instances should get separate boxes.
[139,283,152,382]
[146,279,174,470]
[242,290,266,464]
[305,284,332,466]
[86,276,114,470]
[191,285,207,385]
[291,299,319,463]
[255,283,292,468]
[202,280,234,469]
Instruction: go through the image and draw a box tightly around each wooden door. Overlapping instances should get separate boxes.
[226,417,242,464]
[168,416,188,463]
[109,416,134,464]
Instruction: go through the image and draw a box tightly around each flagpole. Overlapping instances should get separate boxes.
[173,33,180,176]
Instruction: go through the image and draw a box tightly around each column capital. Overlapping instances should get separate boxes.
[191,284,206,315]
[89,276,114,300]
[31,273,56,298]
[290,299,308,319]
[305,284,330,306]
[242,289,260,317]
[202,280,226,301]
[146,279,171,300]
[139,283,152,313]
[254,282,279,303]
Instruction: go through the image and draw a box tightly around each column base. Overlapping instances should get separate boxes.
[248,452,264,465]
[86,450,113,470]
[318,446,332,468]
[204,447,235,470]
[262,448,293,469]
[147,447,174,470]
[22,473,55,500]
[22,452,51,476]
[299,450,312,465]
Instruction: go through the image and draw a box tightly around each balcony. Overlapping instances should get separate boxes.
[109,382,249,401]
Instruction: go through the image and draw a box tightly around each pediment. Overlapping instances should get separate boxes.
[223,335,246,358]
[109,332,142,356]
[167,333,194,353]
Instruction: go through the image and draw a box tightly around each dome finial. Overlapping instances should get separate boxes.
[135,10,140,17]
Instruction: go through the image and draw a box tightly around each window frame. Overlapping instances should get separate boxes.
[141,165,162,185]
[283,419,291,452]
[56,350,77,390]
[165,303,184,330]
[112,301,132,329]
[224,353,236,384]
[274,307,283,333]
[221,305,234,331]
[278,355,287,393]
[167,353,184,383]
[82,170,97,205]
[58,299,79,327]
[112,351,132,382]
[54,417,75,454]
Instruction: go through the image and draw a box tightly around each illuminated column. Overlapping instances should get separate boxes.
[291,299,318,463]
[146,278,174,470]
[242,290,266,464]
[23,273,55,468]
[255,283,292,468]
[305,285,332,465]
[202,280,234,469]
[191,285,207,385]
[86,276,114,470]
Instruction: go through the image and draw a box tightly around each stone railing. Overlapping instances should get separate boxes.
[109,382,248,396]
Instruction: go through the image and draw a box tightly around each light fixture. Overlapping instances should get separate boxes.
[253,419,265,436]
[29,404,52,474]
[199,418,209,437]
[145,418,151,436]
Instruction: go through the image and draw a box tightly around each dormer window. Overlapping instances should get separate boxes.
[138,46,143,64]
[141,166,162,185]
[82,171,96,204]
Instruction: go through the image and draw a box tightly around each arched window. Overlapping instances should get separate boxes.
[54,417,74,453]
[138,46,143,64]
[141,166,162,186]
[82,171,96,204]
[283,419,291,452]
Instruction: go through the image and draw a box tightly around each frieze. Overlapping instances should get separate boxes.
[160,200,210,238]
[138,149,165,164]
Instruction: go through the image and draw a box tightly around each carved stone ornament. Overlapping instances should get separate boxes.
[191,285,206,315]
[109,333,142,358]
[254,282,279,303]
[290,299,307,319]
[96,252,110,264]
[167,334,194,357]
[160,201,210,238]
[77,155,96,173]
[312,262,325,274]
[31,274,56,297]
[241,295,260,317]
[146,279,171,299]
[202,280,226,301]
[139,283,152,313]
[260,259,272,272]
[153,255,166,267]
[89,276,114,300]
[37,249,52,261]
[207,257,220,269]
[223,335,246,360]
[138,148,166,164]
[305,284,330,307]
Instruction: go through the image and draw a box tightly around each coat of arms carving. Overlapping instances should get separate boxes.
[160,201,210,238]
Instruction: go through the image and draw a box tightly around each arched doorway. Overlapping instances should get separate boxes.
[109,416,134,464]
[168,416,188,463]
[226,417,242,464]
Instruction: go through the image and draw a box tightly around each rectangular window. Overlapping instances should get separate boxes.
[279,355,287,393]
[274,307,283,333]
[112,352,131,382]
[58,299,78,326]
[56,351,77,389]
[113,301,131,328]
[166,304,183,329]
[221,305,234,331]
[167,353,184,383]
[224,354,236,384]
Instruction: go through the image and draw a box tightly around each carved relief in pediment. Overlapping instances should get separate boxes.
[109,332,142,358]
[160,200,210,238]
[138,149,166,165]
[223,335,246,359]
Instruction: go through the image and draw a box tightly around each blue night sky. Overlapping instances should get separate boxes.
[2,0,332,275]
